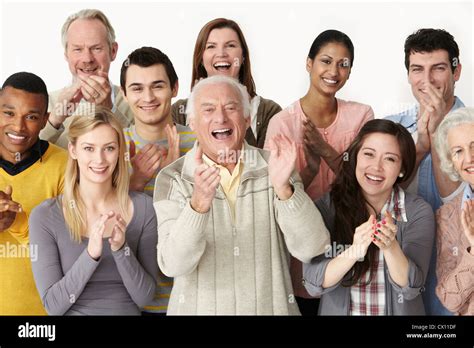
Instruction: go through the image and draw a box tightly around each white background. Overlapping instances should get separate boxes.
[1,0,472,117]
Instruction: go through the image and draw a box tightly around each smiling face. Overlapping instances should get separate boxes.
[407,49,461,106]
[307,42,352,97]
[447,123,474,186]
[65,18,118,79]
[0,87,48,162]
[69,124,120,186]
[189,82,250,163]
[355,133,403,204]
[123,63,178,127]
[202,27,243,79]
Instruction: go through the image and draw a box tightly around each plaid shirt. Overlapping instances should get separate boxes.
[349,187,407,315]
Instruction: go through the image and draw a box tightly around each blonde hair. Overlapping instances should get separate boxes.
[61,9,116,53]
[62,107,130,242]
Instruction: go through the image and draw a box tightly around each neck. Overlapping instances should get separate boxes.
[300,91,337,124]
[0,145,32,164]
[135,116,174,142]
[207,148,241,175]
[78,179,115,210]
[364,191,392,216]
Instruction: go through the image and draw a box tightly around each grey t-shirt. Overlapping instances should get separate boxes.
[29,191,158,315]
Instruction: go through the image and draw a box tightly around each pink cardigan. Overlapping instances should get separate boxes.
[436,192,474,315]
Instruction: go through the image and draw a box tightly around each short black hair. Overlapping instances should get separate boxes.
[120,47,178,95]
[308,29,354,67]
[1,72,49,112]
[404,29,460,73]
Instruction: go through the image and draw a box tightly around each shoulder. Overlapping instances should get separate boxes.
[130,191,155,213]
[337,99,374,117]
[176,124,195,137]
[404,192,434,221]
[30,196,63,226]
[383,106,417,127]
[43,142,68,166]
[155,154,187,186]
[154,154,188,202]
[437,191,463,220]
[267,101,300,125]
[257,96,282,115]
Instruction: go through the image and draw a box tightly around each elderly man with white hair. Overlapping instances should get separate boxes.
[434,107,474,315]
[153,75,330,315]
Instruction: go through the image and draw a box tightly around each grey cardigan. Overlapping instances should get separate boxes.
[303,191,435,315]
[29,191,158,315]
[154,142,330,315]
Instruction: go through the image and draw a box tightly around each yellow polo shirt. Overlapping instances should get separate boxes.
[203,152,244,221]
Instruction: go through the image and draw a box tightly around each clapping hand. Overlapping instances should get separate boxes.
[190,145,221,213]
[268,134,297,200]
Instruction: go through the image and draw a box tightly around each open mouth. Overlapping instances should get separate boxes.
[213,62,232,72]
[365,174,384,183]
[322,78,338,85]
[6,133,27,144]
[89,166,108,174]
[79,67,98,75]
[139,104,160,112]
[464,166,474,174]
[211,128,233,140]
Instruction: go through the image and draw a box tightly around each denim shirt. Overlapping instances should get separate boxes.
[385,96,465,315]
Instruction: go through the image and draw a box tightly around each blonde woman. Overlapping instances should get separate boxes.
[29,108,158,315]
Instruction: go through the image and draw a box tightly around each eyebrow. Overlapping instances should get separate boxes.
[127,80,167,88]
[199,102,216,108]
[451,142,474,149]
[361,147,400,157]
[206,40,239,45]
[81,142,117,146]
[70,43,103,49]
[409,62,449,69]
[2,104,41,113]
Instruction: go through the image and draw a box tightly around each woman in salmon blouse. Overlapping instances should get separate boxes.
[264,29,374,315]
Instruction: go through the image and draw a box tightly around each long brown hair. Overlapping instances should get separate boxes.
[191,18,256,98]
[62,108,130,242]
[330,119,415,286]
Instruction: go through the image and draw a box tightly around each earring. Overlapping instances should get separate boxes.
[398,173,404,178]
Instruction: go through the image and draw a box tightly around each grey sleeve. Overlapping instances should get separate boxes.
[154,169,208,277]
[303,194,342,296]
[386,196,435,300]
[112,196,158,307]
[274,174,330,263]
[29,203,100,315]
[303,254,342,297]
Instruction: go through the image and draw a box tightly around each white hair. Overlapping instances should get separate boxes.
[61,9,116,52]
[186,75,251,121]
[434,107,474,182]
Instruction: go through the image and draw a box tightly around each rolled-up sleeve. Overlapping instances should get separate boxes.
[387,197,435,300]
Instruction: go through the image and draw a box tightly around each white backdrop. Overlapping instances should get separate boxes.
[0,0,472,117]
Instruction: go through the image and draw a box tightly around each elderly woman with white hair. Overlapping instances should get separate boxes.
[434,107,474,315]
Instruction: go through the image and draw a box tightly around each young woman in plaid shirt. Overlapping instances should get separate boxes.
[303,119,435,315]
